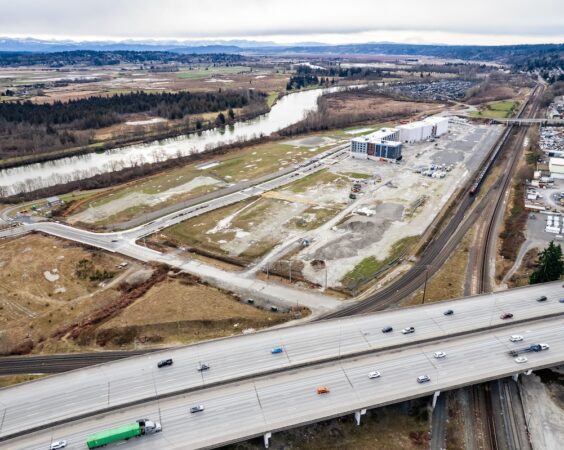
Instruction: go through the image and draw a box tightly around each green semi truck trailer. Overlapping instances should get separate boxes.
[86,418,161,449]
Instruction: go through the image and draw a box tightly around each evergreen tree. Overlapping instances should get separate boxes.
[215,112,226,126]
[530,241,564,284]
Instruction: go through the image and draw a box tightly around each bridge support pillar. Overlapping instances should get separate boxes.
[526,369,533,376]
[263,432,272,448]
[354,408,367,425]
[512,373,519,382]
[432,390,441,409]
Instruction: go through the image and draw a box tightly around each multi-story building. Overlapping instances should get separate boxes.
[350,116,449,160]
[350,128,402,161]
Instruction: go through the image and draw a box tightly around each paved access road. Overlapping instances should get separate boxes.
[6,317,564,450]
[1,281,563,441]
[0,146,349,315]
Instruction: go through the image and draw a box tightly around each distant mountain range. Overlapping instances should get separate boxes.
[0,37,326,53]
[0,37,561,66]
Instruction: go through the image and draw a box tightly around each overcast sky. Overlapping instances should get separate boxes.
[1,0,563,45]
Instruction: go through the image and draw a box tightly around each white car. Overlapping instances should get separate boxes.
[50,441,67,450]
[401,327,415,334]
[433,351,446,359]
[417,375,431,383]
[510,335,524,342]
[515,356,528,364]
[368,371,381,379]
[539,343,550,350]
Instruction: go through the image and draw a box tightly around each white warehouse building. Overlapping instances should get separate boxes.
[397,116,449,143]
[549,157,564,179]
[350,116,449,159]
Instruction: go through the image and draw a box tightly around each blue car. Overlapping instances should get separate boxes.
[271,346,283,354]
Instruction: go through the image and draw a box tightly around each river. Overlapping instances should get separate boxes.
[0,86,343,196]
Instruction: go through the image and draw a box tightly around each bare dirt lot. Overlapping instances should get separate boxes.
[157,169,348,264]
[0,234,294,355]
[153,119,503,292]
[296,120,503,290]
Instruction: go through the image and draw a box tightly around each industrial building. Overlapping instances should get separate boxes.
[397,116,449,143]
[549,157,564,179]
[350,116,449,160]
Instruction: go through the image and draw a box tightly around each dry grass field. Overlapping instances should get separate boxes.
[0,234,295,355]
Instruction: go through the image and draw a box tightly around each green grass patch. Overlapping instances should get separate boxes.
[341,236,418,287]
[267,91,279,108]
[285,169,345,194]
[469,100,518,119]
[339,172,372,179]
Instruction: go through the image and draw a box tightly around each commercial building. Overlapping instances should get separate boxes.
[397,116,449,143]
[350,116,449,160]
[549,157,564,179]
[350,128,402,161]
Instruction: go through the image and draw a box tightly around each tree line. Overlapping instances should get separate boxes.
[0,89,266,160]
[0,90,256,128]
[0,50,245,67]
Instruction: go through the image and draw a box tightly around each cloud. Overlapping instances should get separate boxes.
[0,0,562,44]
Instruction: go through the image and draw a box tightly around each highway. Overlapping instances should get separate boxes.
[5,317,564,450]
[1,281,563,441]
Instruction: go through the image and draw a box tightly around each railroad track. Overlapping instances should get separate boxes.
[0,350,161,375]
[477,85,544,294]
[323,84,545,319]
[467,86,544,450]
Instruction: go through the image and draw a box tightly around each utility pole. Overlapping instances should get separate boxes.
[422,265,429,304]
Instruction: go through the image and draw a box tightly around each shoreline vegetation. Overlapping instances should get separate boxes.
[0,89,269,169]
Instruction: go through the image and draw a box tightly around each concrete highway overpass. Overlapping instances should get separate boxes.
[1,281,564,447]
[4,317,563,450]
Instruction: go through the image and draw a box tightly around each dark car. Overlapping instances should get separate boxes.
[381,326,393,333]
[443,309,454,316]
[190,405,205,413]
[157,358,173,368]
[559,297,564,303]
[536,296,548,302]
[500,313,514,320]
